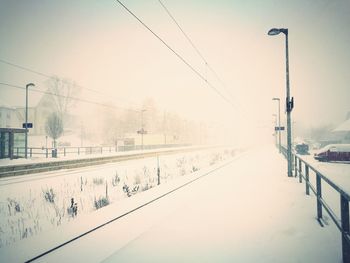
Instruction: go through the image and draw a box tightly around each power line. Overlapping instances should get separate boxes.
[0,82,141,113]
[115,0,235,107]
[157,0,207,64]
[157,0,245,113]
[0,58,138,107]
[0,59,50,79]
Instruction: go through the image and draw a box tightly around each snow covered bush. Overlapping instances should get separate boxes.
[43,188,56,203]
[94,197,110,210]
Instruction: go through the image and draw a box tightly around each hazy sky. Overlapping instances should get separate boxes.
[0,0,349,142]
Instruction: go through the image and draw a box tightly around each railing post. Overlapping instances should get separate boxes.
[305,165,310,195]
[294,155,297,177]
[30,148,32,158]
[101,147,103,154]
[16,147,19,157]
[46,148,48,158]
[299,159,302,183]
[78,147,80,155]
[64,147,66,157]
[157,155,160,185]
[341,195,350,263]
[316,173,323,220]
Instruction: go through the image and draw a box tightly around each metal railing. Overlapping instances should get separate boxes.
[281,145,350,262]
[13,144,190,158]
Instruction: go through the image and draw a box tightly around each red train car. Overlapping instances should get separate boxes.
[314,144,350,162]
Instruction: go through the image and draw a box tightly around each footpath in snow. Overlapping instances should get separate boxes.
[0,145,342,262]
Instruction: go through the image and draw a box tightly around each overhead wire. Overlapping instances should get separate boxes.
[0,82,141,112]
[157,0,248,114]
[0,58,138,107]
[115,0,235,107]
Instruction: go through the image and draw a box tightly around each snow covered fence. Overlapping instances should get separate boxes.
[0,145,214,178]
[281,145,350,263]
[13,144,190,158]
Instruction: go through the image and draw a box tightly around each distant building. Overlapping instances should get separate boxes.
[116,132,180,150]
[0,105,19,128]
[0,91,76,136]
[14,92,54,135]
[332,118,350,143]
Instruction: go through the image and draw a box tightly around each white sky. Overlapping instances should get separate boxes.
[0,0,349,142]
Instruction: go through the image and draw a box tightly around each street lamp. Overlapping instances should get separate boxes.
[25,83,35,159]
[140,109,147,150]
[268,28,293,177]
[272,97,281,153]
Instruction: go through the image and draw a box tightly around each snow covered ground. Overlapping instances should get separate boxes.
[0,147,234,249]
[0,145,343,263]
[295,153,350,223]
[299,153,350,193]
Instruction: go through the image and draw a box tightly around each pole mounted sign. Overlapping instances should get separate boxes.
[137,128,147,134]
[23,123,33,129]
[275,126,285,131]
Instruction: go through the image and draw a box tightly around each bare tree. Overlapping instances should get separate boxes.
[46,76,80,124]
[45,112,63,148]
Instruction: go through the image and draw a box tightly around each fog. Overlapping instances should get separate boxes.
[0,0,349,147]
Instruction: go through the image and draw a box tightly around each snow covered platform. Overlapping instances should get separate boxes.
[0,145,342,262]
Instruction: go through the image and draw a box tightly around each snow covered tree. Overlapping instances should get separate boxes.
[45,112,63,148]
[45,76,80,128]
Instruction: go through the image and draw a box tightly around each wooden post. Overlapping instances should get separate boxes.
[299,159,302,183]
[157,155,160,185]
[316,173,322,220]
[305,165,310,195]
[341,195,350,263]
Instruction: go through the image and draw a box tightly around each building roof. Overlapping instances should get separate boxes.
[0,128,26,133]
[0,90,44,109]
[0,98,16,109]
[333,119,350,132]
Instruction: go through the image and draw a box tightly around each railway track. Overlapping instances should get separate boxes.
[23,156,238,263]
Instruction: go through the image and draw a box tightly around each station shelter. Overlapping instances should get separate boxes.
[0,128,26,159]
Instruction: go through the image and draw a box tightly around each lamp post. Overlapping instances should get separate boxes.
[272,97,281,153]
[25,83,35,159]
[272,114,277,146]
[268,28,293,177]
[141,109,147,150]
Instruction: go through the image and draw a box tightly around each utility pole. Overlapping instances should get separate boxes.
[285,29,293,177]
[163,111,167,145]
[273,114,277,146]
[272,97,281,153]
[25,83,35,158]
[141,109,146,150]
[268,28,294,177]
